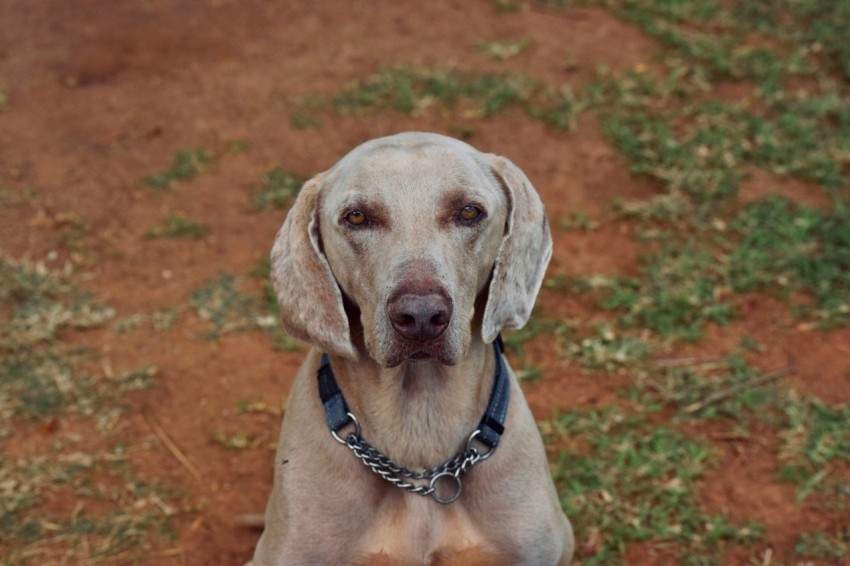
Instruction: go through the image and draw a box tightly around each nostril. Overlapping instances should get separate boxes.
[430,312,449,327]
[399,314,416,328]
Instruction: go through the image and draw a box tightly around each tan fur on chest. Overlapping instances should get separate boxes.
[354,546,514,566]
[352,499,491,564]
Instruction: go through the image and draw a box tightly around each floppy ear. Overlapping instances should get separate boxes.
[270,173,357,359]
[481,155,553,344]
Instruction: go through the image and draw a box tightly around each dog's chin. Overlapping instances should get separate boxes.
[381,341,460,368]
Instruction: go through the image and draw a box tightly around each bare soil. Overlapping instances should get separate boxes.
[1,1,847,564]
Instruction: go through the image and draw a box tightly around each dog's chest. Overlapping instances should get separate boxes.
[352,497,492,564]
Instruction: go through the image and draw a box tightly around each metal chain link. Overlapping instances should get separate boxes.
[332,412,493,504]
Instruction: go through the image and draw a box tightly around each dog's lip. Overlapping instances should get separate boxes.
[409,351,433,360]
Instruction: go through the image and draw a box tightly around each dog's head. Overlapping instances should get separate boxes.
[271,132,552,367]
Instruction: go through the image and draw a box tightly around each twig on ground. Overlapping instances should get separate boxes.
[143,408,203,482]
[651,355,728,369]
[684,366,795,414]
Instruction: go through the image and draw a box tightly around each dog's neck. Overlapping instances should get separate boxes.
[327,338,497,469]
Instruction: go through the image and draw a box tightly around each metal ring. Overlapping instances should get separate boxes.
[429,472,462,504]
[466,429,495,461]
[331,412,361,445]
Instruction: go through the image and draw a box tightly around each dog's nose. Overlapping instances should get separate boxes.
[387,293,452,342]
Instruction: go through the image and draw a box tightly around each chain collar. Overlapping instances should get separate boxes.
[316,336,510,505]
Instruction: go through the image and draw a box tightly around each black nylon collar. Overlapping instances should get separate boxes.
[317,335,510,450]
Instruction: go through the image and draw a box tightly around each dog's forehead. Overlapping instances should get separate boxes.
[324,135,498,205]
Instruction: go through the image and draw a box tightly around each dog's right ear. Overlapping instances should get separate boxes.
[270,173,357,359]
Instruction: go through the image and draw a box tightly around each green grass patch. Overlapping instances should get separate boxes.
[0,258,177,562]
[632,354,785,421]
[0,447,179,563]
[779,396,850,502]
[602,108,746,217]
[293,67,588,133]
[576,241,734,342]
[0,258,114,423]
[143,213,208,240]
[252,167,305,210]
[795,526,850,561]
[546,407,762,564]
[332,67,538,118]
[558,324,650,372]
[190,272,299,351]
[729,196,850,327]
[143,148,212,190]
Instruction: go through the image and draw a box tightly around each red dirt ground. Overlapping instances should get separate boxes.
[1,1,847,564]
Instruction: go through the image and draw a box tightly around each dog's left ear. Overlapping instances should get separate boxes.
[481,155,553,344]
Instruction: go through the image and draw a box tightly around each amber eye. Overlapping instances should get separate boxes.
[460,205,482,223]
[345,210,367,226]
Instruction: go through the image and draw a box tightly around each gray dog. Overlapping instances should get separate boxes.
[250,132,574,565]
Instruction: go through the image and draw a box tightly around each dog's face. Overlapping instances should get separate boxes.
[271,132,552,366]
[320,139,508,367]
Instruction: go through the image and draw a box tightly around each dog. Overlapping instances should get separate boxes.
[250,132,573,565]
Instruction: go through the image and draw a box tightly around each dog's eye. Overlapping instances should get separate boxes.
[459,205,483,223]
[345,210,367,226]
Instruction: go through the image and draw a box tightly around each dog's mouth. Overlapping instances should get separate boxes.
[383,340,459,368]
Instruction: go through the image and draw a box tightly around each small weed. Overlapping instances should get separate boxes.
[558,324,650,371]
[558,210,599,231]
[189,274,257,338]
[252,167,304,210]
[476,38,531,61]
[795,527,850,561]
[113,309,182,334]
[113,366,158,393]
[226,139,249,154]
[448,124,476,140]
[530,86,587,131]
[211,428,258,450]
[115,313,146,334]
[515,366,543,381]
[143,213,208,240]
[290,108,322,130]
[546,407,762,564]
[143,148,212,190]
[0,186,37,202]
[491,0,520,13]
[189,273,300,351]
[236,398,282,416]
[778,396,850,502]
[152,307,181,332]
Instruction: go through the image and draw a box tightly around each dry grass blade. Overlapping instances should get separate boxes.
[651,355,728,368]
[143,408,203,482]
[684,366,795,414]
